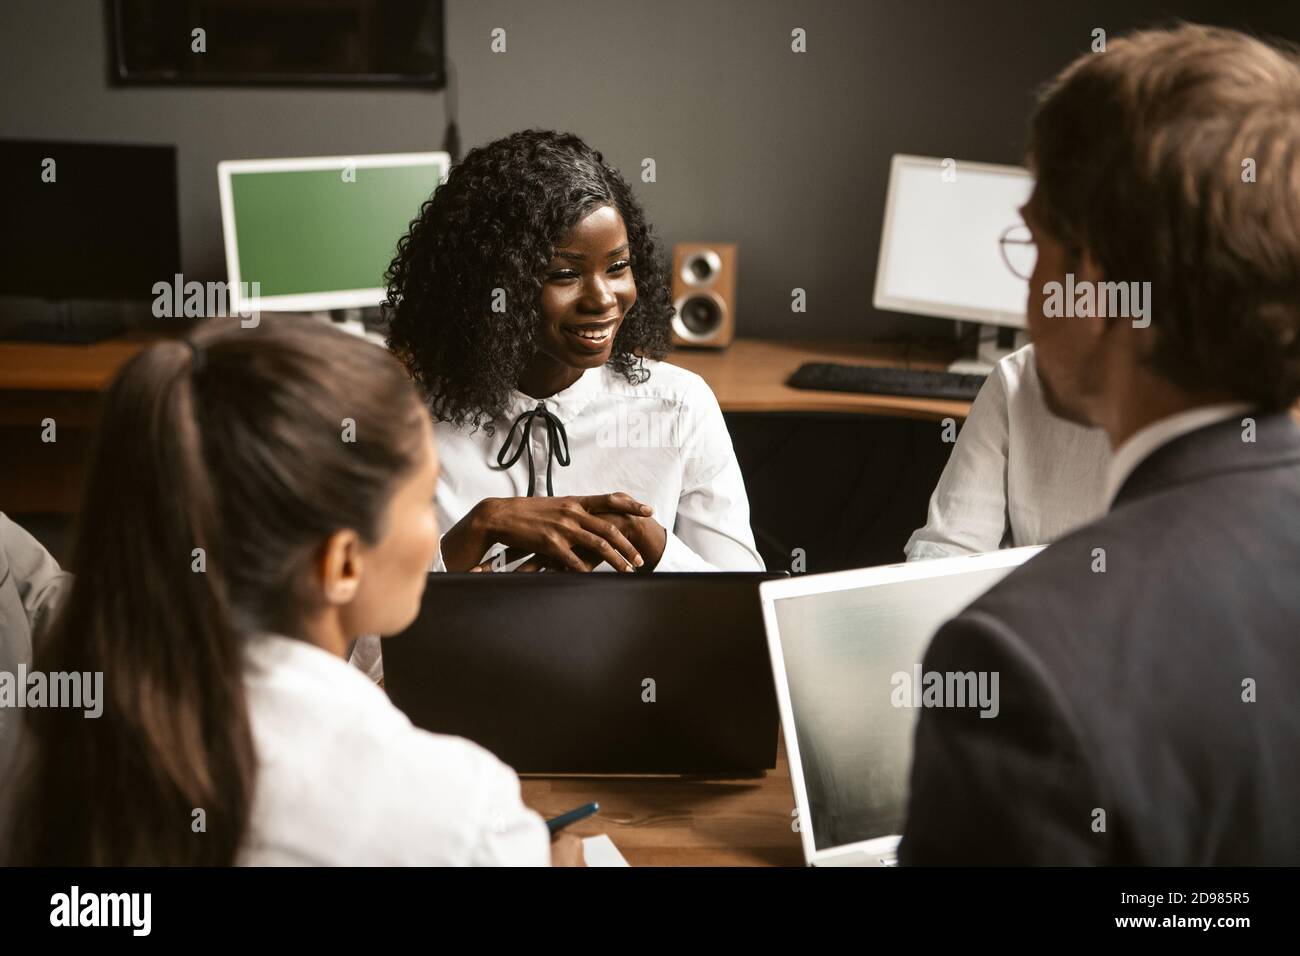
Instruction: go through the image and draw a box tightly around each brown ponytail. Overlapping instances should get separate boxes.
[8,316,427,865]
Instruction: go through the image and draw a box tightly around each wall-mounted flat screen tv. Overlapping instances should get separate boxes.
[109,0,445,88]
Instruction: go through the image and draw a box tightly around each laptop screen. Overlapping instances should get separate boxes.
[384,572,785,774]
[772,557,1033,854]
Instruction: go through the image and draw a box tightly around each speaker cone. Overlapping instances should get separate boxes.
[679,294,722,335]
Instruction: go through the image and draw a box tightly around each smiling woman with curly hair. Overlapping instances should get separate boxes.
[373,129,760,615]
[386,129,674,431]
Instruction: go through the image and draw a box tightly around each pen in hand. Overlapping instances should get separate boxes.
[546,801,599,835]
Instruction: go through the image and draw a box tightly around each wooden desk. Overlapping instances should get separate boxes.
[0,336,967,514]
[0,335,970,414]
[0,339,156,392]
[520,734,804,867]
[670,339,972,422]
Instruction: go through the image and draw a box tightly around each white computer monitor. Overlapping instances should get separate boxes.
[760,546,1042,866]
[217,151,450,314]
[873,153,1034,330]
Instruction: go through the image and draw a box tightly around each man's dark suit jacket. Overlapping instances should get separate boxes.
[900,411,1300,864]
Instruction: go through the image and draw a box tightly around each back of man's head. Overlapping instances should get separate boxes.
[1029,24,1300,410]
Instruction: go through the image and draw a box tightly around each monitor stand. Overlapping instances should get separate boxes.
[304,308,387,346]
[948,322,1027,376]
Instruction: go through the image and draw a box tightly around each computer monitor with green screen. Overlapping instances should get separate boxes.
[217,152,449,313]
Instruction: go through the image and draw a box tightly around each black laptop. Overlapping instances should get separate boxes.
[382,572,785,774]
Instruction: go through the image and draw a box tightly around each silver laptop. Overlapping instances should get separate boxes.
[759,547,1042,867]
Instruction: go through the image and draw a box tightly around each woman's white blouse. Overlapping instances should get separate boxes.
[434,359,763,571]
[240,633,549,865]
[349,360,764,681]
[903,344,1111,559]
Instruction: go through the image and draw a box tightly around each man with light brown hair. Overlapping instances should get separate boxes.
[901,25,1300,864]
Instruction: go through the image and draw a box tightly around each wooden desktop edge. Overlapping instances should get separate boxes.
[0,335,973,421]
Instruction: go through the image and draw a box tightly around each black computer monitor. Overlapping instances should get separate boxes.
[0,138,181,302]
[110,0,446,88]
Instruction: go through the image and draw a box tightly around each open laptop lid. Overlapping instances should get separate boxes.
[384,571,786,774]
[759,547,1042,865]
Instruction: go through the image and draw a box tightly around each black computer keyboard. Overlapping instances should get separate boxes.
[0,299,134,344]
[786,362,988,401]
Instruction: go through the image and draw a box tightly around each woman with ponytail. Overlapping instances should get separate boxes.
[5,316,571,866]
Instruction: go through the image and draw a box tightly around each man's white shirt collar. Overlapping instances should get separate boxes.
[1105,402,1254,508]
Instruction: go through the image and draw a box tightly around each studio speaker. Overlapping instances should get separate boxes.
[671,242,736,348]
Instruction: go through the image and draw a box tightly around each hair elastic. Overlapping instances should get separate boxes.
[184,338,206,374]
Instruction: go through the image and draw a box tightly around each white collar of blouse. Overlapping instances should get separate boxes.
[500,362,607,424]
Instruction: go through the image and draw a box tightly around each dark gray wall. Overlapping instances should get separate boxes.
[3,0,1297,340]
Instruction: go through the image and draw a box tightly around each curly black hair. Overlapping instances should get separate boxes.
[384,129,674,432]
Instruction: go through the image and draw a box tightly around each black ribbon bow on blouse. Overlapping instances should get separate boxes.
[496,401,571,497]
